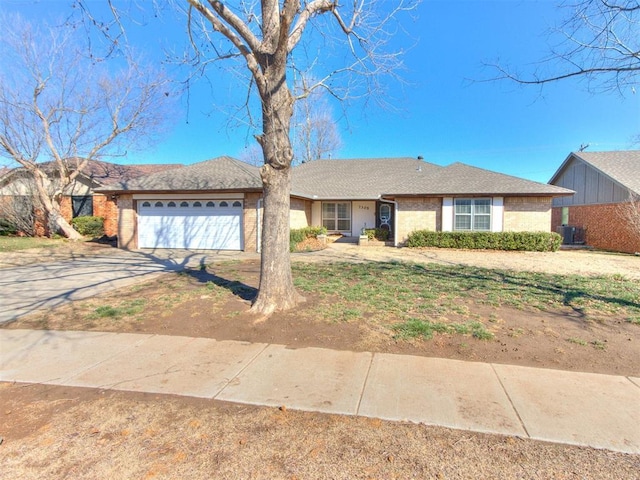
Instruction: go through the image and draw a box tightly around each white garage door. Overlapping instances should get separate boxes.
[138,199,243,250]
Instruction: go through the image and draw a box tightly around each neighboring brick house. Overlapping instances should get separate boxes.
[99,156,573,252]
[549,150,640,254]
[0,160,182,237]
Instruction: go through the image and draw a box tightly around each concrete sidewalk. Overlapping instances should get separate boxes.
[1,329,639,454]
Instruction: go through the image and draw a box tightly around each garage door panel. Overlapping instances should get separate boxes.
[140,215,187,249]
[138,214,163,249]
[137,201,243,250]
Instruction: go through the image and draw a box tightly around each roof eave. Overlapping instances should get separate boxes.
[548,151,583,185]
[95,187,263,195]
[383,191,575,197]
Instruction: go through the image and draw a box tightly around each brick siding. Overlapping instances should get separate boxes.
[92,194,118,237]
[33,208,47,237]
[59,196,73,221]
[59,194,118,237]
[117,194,136,249]
[243,192,262,253]
[396,197,441,244]
[551,203,640,254]
[290,197,311,229]
[503,197,552,232]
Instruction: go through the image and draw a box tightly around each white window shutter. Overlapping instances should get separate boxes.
[442,197,453,232]
[492,197,504,232]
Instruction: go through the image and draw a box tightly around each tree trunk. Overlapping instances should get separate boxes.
[250,51,304,316]
[32,172,83,240]
[50,208,83,240]
[251,163,304,316]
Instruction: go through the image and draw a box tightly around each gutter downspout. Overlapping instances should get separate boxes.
[378,197,399,247]
[256,198,263,253]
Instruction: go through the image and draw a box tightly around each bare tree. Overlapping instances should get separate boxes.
[619,193,640,246]
[0,189,38,237]
[79,0,420,315]
[292,85,342,164]
[491,0,640,93]
[177,0,420,316]
[238,143,264,167]
[242,84,342,165]
[0,14,173,239]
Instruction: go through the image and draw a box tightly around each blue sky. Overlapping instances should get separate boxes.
[4,0,640,183]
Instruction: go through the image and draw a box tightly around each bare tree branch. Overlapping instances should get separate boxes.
[618,193,640,242]
[0,14,174,238]
[491,0,640,93]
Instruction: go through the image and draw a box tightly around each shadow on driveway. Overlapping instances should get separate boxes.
[0,247,259,325]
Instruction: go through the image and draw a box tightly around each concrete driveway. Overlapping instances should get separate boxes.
[0,249,196,325]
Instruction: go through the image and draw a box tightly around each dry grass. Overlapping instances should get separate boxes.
[1,383,639,480]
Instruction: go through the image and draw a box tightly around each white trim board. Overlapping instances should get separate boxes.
[132,193,244,200]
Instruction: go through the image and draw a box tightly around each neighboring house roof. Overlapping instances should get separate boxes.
[101,156,263,192]
[80,160,183,187]
[292,158,573,199]
[0,159,183,190]
[550,150,640,196]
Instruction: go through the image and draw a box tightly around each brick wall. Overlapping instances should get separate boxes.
[33,208,47,237]
[551,203,640,254]
[59,196,73,221]
[58,195,118,237]
[92,194,118,237]
[117,194,136,249]
[290,197,311,229]
[396,197,441,244]
[503,197,552,232]
[244,192,262,253]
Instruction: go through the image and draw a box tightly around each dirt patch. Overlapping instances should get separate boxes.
[1,382,638,479]
[291,236,327,252]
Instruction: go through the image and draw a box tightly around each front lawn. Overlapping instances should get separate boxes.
[0,236,68,252]
[6,259,640,376]
[292,262,640,326]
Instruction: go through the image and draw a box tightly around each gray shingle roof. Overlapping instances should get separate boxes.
[102,156,574,197]
[291,157,444,199]
[561,151,640,195]
[292,158,573,198]
[431,163,573,196]
[100,156,262,192]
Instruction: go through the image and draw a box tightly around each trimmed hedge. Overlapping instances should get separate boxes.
[0,218,18,236]
[406,230,562,252]
[290,226,328,252]
[364,228,390,241]
[71,216,105,237]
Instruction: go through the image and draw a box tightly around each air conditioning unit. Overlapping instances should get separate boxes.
[556,226,585,245]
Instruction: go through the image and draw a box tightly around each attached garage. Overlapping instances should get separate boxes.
[137,199,243,250]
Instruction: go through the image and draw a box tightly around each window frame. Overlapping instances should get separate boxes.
[453,198,492,231]
[322,201,351,233]
[71,195,93,218]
